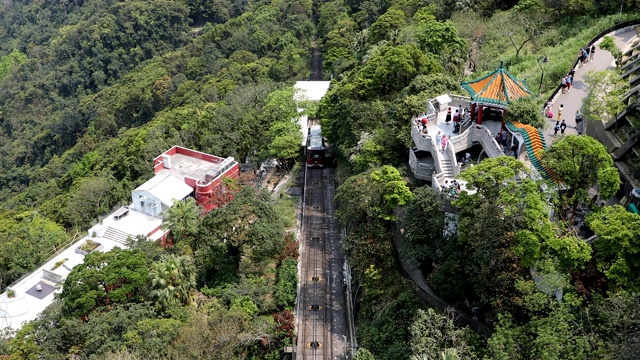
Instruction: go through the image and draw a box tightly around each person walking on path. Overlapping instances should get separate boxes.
[575,110,583,134]
[590,44,596,62]
[554,121,560,135]
[435,131,442,148]
[566,73,573,92]
[561,76,567,94]
[560,119,567,134]
[441,134,448,151]
[445,107,452,125]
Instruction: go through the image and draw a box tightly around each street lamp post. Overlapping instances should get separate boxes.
[537,55,548,95]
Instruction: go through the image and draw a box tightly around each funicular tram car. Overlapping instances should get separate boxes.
[306,125,325,168]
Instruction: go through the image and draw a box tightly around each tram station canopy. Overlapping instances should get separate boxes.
[461,63,532,106]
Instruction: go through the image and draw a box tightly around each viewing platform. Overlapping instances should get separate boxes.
[409,94,506,190]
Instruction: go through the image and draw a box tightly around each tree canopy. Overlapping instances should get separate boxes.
[586,205,640,292]
[60,247,150,318]
[541,135,620,214]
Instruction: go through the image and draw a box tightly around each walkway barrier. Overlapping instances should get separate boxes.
[505,121,558,182]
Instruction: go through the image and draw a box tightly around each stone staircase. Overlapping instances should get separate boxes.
[441,159,455,179]
[102,227,132,245]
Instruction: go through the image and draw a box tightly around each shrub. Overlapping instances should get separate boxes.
[274,259,298,309]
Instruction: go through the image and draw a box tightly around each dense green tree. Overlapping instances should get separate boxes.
[486,281,602,360]
[66,175,117,226]
[404,186,447,264]
[541,135,620,216]
[586,205,640,292]
[266,120,302,169]
[505,96,545,128]
[172,303,277,359]
[335,165,413,225]
[60,248,150,318]
[410,308,475,360]
[274,258,298,309]
[0,49,27,81]
[352,44,443,98]
[150,254,197,308]
[415,20,467,74]
[367,8,406,45]
[590,292,640,358]
[201,186,284,267]
[0,211,68,292]
[584,70,629,125]
[353,348,376,360]
[455,157,590,312]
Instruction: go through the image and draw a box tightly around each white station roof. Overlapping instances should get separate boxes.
[294,81,331,102]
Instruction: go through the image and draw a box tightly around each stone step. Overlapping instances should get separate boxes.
[103,227,131,245]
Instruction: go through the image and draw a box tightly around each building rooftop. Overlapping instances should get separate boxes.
[294,81,331,102]
[461,63,532,106]
[135,174,193,208]
[0,236,126,330]
[154,146,237,186]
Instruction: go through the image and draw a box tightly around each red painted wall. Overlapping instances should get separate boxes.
[196,164,240,211]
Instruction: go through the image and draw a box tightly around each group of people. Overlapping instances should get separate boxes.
[442,179,462,196]
[435,131,448,151]
[545,100,584,135]
[546,43,598,136]
[560,69,575,94]
[578,44,596,68]
[444,105,469,134]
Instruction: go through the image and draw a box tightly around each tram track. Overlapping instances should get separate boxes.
[296,166,346,359]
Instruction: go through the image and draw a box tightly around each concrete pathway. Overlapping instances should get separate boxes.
[542,29,638,146]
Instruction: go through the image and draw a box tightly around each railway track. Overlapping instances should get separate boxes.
[296,166,347,359]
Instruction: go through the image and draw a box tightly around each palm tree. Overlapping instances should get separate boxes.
[439,349,460,360]
[150,254,197,308]
[161,197,202,247]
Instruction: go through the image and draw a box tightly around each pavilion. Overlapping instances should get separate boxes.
[461,62,533,127]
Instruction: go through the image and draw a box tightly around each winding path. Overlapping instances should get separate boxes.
[541,27,637,147]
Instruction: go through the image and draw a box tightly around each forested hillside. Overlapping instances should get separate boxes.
[0,0,639,358]
[0,0,312,290]
[1,0,311,357]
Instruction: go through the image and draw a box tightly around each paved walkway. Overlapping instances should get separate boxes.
[542,29,637,146]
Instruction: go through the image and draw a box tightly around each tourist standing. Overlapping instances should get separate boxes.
[590,44,596,62]
[554,121,560,135]
[435,131,442,148]
[557,104,563,121]
[561,76,567,94]
[441,134,447,151]
[566,73,573,92]
[445,107,452,125]
[560,119,567,134]
[575,110,583,134]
